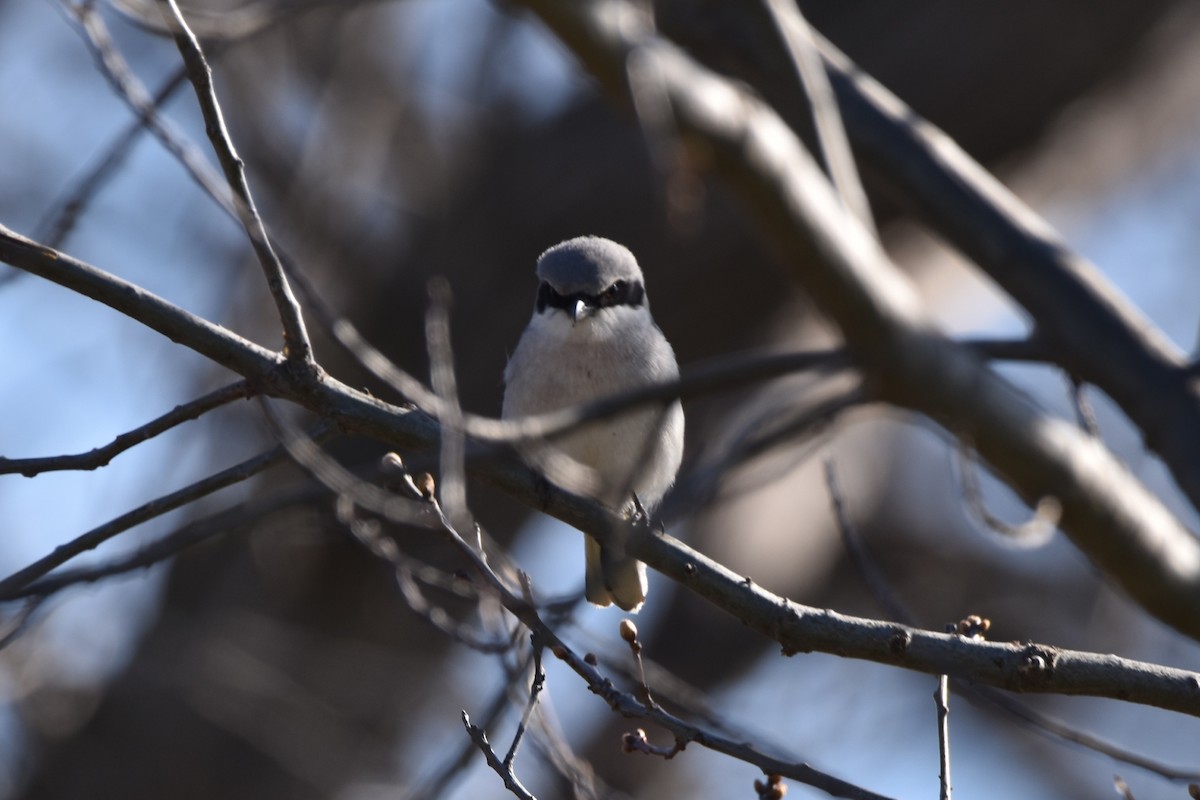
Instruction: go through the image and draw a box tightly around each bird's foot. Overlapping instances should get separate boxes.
[629,492,649,525]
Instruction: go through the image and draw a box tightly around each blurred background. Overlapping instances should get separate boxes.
[3,0,1200,797]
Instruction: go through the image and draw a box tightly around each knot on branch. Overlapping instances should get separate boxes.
[1016,644,1057,685]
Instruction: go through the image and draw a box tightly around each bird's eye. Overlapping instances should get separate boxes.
[604,281,625,301]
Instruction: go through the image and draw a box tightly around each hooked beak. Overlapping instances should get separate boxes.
[571,298,591,325]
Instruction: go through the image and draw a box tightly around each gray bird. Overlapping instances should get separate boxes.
[502,236,685,612]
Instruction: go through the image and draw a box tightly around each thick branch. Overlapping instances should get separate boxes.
[0,223,283,381]
[633,524,1200,716]
[512,0,1200,641]
[4,223,1200,715]
[812,35,1200,513]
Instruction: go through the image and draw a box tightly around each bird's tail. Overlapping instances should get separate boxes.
[585,537,647,612]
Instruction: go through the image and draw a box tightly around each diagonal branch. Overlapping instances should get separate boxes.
[809,34,1200,513]
[0,379,251,476]
[512,0,1200,641]
[0,424,331,599]
[5,222,1200,711]
[307,450,895,800]
[0,223,283,380]
[761,0,874,236]
[0,422,331,599]
[13,481,326,600]
[154,0,313,366]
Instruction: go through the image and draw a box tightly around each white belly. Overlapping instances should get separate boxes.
[502,309,684,510]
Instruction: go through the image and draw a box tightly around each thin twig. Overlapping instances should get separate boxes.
[425,278,471,535]
[36,59,192,248]
[504,638,546,772]
[334,494,516,653]
[762,0,874,236]
[969,684,1200,783]
[295,449,898,800]
[1066,374,1101,438]
[14,477,331,600]
[957,441,1061,544]
[63,0,239,221]
[619,619,659,709]
[257,398,439,530]
[671,385,863,517]
[0,422,329,600]
[823,459,910,622]
[826,461,1200,783]
[462,711,538,800]
[0,598,46,650]
[936,674,952,800]
[405,679,517,800]
[0,380,251,476]
[154,0,313,365]
[1113,775,1136,799]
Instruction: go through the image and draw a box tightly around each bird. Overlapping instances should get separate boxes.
[502,236,685,612]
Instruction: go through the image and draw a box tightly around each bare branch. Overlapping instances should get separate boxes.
[405,677,517,800]
[0,380,251,476]
[956,441,1062,545]
[7,223,1200,712]
[36,59,191,248]
[512,0,1200,641]
[637,521,1200,714]
[810,33,1200,514]
[504,639,546,773]
[0,598,45,651]
[154,0,313,366]
[827,461,1200,783]
[13,478,328,600]
[0,223,282,380]
[761,0,874,236]
[462,711,537,800]
[936,674,952,800]
[426,278,471,534]
[0,422,330,600]
[63,0,238,225]
[413,511,895,797]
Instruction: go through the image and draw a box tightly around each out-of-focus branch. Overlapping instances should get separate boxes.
[13,481,326,599]
[154,0,313,366]
[65,0,238,224]
[761,0,874,236]
[512,0,1200,641]
[461,711,537,800]
[4,224,1200,713]
[808,35,1200,512]
[36,53,191,248]
[0,224,283,378]
[826,459,1200,783]
[0,380,251,476]
[306,451,896,800]
[0,422,332,599]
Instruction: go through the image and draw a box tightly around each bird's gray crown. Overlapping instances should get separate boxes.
[536,236,644,295]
